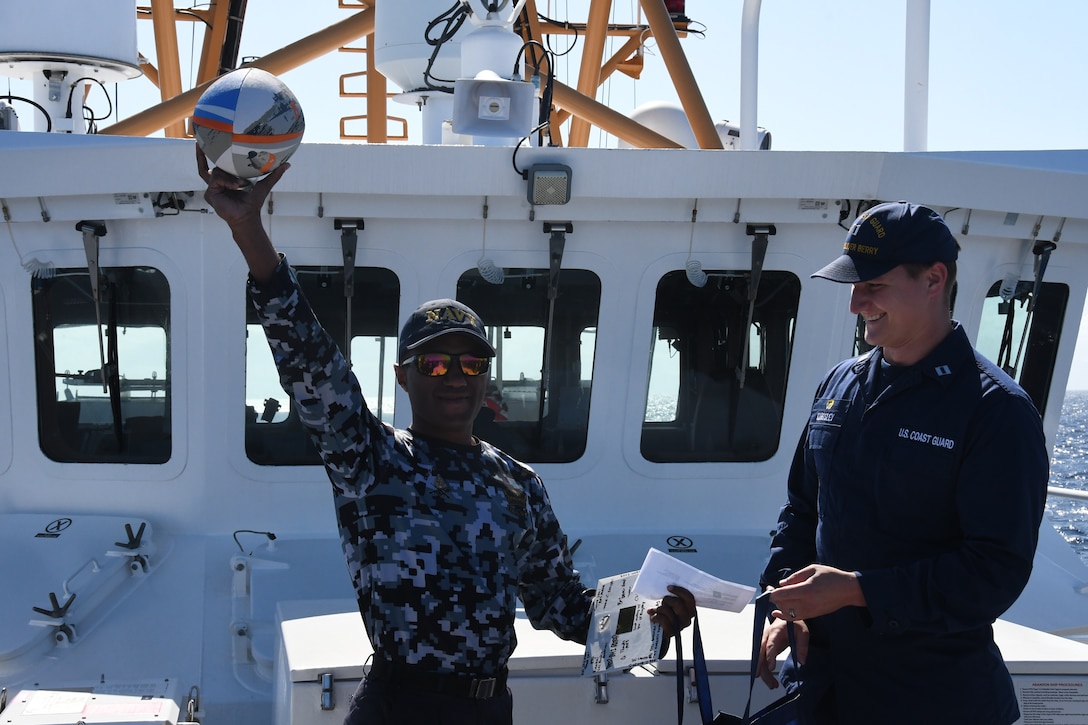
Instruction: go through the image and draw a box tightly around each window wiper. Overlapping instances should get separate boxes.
[77,220,108,392]
[77,220,123,452]
[106,283,124,452]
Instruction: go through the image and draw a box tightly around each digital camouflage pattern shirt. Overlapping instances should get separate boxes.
[249,260,593,677]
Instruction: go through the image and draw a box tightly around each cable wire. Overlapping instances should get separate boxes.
[423,1,471,90]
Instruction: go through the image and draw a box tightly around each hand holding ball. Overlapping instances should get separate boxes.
[193,68,304,180]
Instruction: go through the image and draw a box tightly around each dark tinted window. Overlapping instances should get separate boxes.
[34,267,171,463]
[459,267,601,463]
[245,266,400,465]
[977,279,1068,416]
[642,269,800,462]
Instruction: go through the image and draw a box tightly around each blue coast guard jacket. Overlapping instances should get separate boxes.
[762,323,1048,725]
[249,259,593,677]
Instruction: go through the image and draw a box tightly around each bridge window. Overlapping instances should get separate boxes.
[245,266,400,465]
[976,279,1068,417]
[641,269,800,462]
[458,267,601,463]
[33,267,171,463]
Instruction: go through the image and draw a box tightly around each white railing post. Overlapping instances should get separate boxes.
[739,0,762,150]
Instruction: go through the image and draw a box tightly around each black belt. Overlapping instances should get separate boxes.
[369,656,508,700]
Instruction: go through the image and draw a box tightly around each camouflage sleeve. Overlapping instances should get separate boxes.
[517,475,594,645]
[247,257,376,497]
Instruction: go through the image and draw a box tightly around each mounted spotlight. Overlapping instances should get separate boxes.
[526,163,572,205]
[452,69,535,140]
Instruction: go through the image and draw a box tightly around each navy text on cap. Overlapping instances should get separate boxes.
[398,299,496,363]
[812,201,958,283]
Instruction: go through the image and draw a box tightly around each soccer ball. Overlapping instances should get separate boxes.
[192,68,305,179]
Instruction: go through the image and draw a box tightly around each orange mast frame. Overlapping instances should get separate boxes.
[108,1,716,149]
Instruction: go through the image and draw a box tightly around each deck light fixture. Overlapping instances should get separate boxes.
[527,163,572,205]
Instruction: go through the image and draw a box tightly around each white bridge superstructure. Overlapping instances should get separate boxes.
[1,2,1087,724]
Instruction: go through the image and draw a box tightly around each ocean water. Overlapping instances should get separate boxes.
[1046,389,1088,567]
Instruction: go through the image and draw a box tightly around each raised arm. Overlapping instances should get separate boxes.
[196,143,285,283]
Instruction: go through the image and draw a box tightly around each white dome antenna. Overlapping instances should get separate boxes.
[0,0,141,133]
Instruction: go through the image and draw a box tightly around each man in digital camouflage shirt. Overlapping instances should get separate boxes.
[197,148,696,724]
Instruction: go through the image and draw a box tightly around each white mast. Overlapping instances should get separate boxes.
[903,0,931,151]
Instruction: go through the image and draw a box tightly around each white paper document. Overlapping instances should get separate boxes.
[631,547,757,612]
[581,570,662,675]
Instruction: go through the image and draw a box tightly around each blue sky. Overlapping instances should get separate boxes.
[7,1,1086,386]
[189,0,1088,154]
[227,0,1088,390]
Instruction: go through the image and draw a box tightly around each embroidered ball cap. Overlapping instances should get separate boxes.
[397,298,496,363]
[812,201,958,283]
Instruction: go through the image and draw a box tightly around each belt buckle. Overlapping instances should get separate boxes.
[469,676,497,699]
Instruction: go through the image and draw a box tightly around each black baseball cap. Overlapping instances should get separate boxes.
[397,299,496,363]
[813,201,958,283]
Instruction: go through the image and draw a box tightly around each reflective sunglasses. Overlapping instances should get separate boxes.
[402,352,491,377]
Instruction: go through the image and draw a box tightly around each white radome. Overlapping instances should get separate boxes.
[192,67,305,179]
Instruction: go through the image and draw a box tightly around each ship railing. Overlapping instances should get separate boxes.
[1048,486,1088,502]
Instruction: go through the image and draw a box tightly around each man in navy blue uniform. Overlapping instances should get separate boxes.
[756,201,1049,724]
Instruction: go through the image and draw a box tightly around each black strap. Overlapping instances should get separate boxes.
[693,614,714,724]
[674,613,685,724]
[681,592,798,724]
